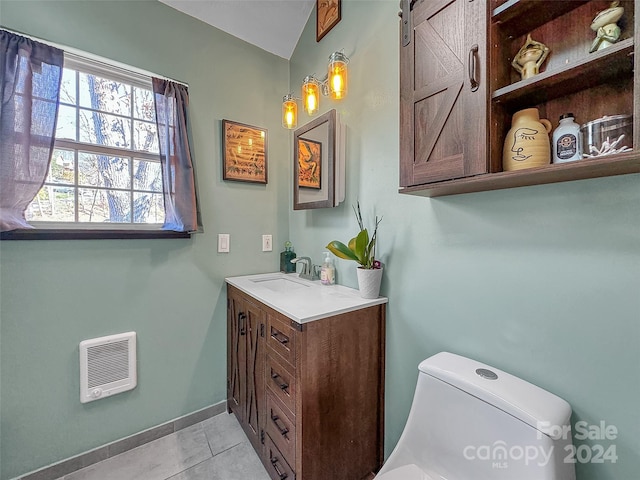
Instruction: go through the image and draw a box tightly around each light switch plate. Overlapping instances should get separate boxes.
[218,234,230,253]
[262,234,272,252]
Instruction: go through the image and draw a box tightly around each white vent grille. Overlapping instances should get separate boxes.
[80,332,137,403]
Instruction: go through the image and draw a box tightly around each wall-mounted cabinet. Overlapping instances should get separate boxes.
[399,0,640,197]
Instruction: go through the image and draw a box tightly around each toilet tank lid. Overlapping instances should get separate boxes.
[419,352,572,437]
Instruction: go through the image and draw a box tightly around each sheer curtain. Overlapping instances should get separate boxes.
[0,30,63,231]
[153,78,201,233]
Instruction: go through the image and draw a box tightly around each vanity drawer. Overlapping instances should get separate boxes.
[266,313,297,368]
[266,354,296,415]
[266,393,296,464]
[265,434,295,480]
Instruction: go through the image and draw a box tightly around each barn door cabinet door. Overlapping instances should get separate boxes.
[399,0,488,187]
[227,286,265,455]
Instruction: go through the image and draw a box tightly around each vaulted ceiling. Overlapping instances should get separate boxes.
[158,0,315,59]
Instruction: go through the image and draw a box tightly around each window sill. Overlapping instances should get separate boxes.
[0,229,192,240]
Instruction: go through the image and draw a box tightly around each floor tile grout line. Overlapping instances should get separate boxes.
[212,441,245,458]
[163,454,212,480]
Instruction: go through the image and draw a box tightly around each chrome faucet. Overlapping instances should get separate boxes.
[291,257,318,280]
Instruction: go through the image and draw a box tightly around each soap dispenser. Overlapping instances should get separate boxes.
[320,252,335,285]
[280,241,296,273]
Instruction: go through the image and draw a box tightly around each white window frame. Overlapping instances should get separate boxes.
[29,53,165,231]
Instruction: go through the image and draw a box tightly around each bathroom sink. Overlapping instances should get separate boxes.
[250,275,311,293]
[227,272,387,323]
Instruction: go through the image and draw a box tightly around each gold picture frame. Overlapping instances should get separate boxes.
[316,0,341,42]
[222,119,268,184]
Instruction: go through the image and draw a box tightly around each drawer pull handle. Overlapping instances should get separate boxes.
[271,328,289,345]
[238,313,247,336]
[270,456,288,480]
[271,372,289,392]
[271,413,289,437]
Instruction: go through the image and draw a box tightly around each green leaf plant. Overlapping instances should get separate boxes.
[326,202,382,269]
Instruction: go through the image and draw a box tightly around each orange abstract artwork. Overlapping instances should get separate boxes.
[316,0,341,42]
[222,120,268,184]
[298,138,322,189]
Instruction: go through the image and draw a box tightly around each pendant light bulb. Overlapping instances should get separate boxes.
[302,76,320,116]
[282,94,297,129]
[328,51,349,100]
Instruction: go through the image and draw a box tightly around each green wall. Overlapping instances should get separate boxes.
[288,2,639,480]
[0,1,289,478]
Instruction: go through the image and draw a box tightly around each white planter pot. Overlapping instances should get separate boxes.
[356,267,383,299]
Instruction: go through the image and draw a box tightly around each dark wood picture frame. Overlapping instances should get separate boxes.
[222,119,268,184]
[297,138,322,189]
[316,0,341,42]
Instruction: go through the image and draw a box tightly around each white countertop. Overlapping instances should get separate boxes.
[225,272,388,324]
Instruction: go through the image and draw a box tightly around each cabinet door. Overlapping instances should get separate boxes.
[227,290,246,422]
[244,299,265,451]
[400,0,487,187]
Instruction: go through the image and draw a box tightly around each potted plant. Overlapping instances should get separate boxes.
[326,202,383,298]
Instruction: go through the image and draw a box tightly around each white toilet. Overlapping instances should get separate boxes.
[377,352,576,480]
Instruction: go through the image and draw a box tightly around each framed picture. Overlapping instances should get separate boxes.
[222,120,268,184]
[297,137,322,189]
[316,0,341,42]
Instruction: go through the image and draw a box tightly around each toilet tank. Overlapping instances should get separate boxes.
[385,352,576,480]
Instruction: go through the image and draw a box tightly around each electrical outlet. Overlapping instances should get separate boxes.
[218,234,230,253]
[262,234,272,252]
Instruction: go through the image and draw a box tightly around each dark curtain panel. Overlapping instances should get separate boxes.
[0,30,63,231]
[152,78,201,233]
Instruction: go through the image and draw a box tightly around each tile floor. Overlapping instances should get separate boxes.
[55,413,270,480]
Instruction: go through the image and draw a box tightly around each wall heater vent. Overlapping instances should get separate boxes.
[80,332,137,403]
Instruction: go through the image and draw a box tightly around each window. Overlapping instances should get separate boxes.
[25,55,165,229]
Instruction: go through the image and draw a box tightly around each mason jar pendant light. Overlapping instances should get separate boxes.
[281,51,349,128]
[328,51,348,100]
[282,94,297,129]
[302,76,321,116]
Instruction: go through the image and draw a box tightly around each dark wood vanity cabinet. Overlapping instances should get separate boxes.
[399,0,489,187]
[227,287,265,455]
[227,284,386,480]
[400,0,640,197]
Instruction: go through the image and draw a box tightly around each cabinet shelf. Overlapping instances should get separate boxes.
[492,0,590,38]
[400,151,640,197]
[492,38,634,109]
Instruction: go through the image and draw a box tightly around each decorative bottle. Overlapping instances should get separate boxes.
[280,242,296,274]
[503,107,553,171]
[553,113,582,163]
[320,252,335,285]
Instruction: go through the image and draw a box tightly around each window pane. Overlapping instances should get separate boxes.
[26,186,75,222]
[60,68,77,105]
[47,149,75,184]
[133,120,159,153]
[79,109,131,148]
[79,73,131,116]
[78,153,130,189]
[56,105,77,140]
[134,87,155,121]
[79,188,131,223]
[133,159,162,192]
[134,192,164,223]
